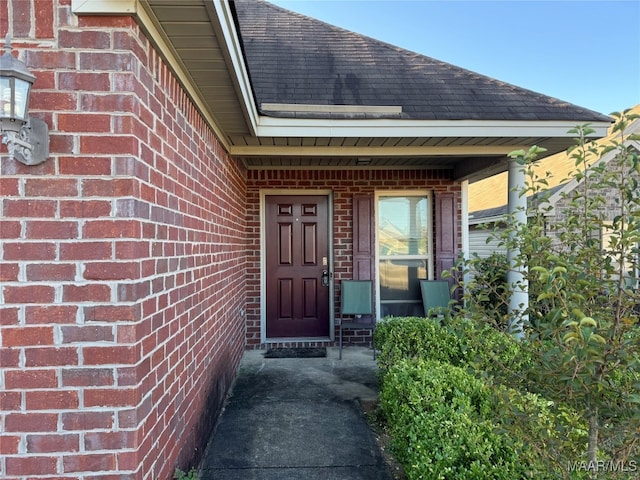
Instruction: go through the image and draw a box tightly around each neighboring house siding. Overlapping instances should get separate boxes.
[245,169,462,347]
[0,7,246,480]
[469,224,506,258]
[468,144,640,261]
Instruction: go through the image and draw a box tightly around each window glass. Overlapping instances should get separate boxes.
[377,193,431,318]
[378,197,428,255]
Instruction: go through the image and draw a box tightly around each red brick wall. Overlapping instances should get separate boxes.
[246,170,462,347]
[1,4,247,479]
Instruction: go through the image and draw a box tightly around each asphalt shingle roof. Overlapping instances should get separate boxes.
[233,0,612,123]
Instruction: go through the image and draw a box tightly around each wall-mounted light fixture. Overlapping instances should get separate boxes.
[0,34,49,165]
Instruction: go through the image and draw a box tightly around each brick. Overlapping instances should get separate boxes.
[84,387,138,407]
[0,306,20,325]
[5,413,58,432]
[0,221,21,238]
[27,433,80,453]
[83,261,140,280]
[3,285,55,304]
[0,177,19,195]
[81,135,138,155]
[59,112,112,132]
[26,389,79,410]
[63,453,117,473]
[2,326,53,347]
[0,348,20,367]
[26,221,79,239]
[117,281,151,302]
[63,283,111,303]
[59,72,110,92]
[0,435,21,454]
[24,178,78,197]
[25,305,78,324]
[34,0,55,38]
[6,456,58,476]
[3,199,57,217]
[81,93,136,114]
[85,430,136,451]
[60,198,112,218]
[33,70,55,90]
[84,304,140,323]
[59,158,112,176]
[5,369,57,389]
[61,325,114,343]
[0,391,22,410]
[83,220,141,239]
[50,132,75,154]
[82,178,138,197]
[83,345,138,366]
[12,0,31,36]
[59,29,111,49]
[62,410,114,431]
[62,367,114,387]
[26,263,76,281]
[25,49,76,69]
[79,51,135,71]
[60,241,112,260]
[0,263,20,283]
[3,242,56,261]
[30,91,78,112]
[25,347,79,367]
[115,241,150,259]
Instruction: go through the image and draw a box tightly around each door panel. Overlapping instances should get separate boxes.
[266,195,330,338]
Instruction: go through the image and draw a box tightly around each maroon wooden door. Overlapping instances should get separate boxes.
[265,195,330,338]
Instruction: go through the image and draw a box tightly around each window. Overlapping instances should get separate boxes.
[376,191,432,317]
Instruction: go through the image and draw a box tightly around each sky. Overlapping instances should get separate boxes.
[268,0,640,116]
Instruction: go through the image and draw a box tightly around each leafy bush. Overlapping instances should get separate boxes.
[374,316,529,386]
[374,317,464,371]
[379,359,529,479]
[466,252,510,325]
[375,317,594,478]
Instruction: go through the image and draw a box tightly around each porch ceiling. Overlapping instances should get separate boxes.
[122,0,612,180]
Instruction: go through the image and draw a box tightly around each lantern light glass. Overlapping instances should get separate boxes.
[0,34,48,165]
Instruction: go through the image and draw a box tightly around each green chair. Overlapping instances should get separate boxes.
[420,280,452,319]
[339,280,374,359]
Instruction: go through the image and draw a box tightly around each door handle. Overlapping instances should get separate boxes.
[321,270,330,287]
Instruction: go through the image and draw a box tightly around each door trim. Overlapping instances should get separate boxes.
[260,189,335,344]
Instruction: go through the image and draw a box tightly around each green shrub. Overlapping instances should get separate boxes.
[492,385,590,478]
[380,359,528,479]
[374,317,464,371]
[448,317,534,389]
[375,318,595,478]
[374,316,529,387]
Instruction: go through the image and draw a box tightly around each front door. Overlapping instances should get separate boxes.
[265,195,330,338]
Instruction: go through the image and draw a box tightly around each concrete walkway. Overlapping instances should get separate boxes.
[199,347,394,480]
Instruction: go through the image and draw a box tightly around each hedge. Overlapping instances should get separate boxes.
[374,317,589,479]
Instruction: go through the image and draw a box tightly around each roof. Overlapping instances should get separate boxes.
[469,103,640,214]
[73,0,613,176]
[234,0,611,124]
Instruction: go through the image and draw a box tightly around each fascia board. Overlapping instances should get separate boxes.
[210,0,260,134]
[255,118,611,139]
[72,0,137,14]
